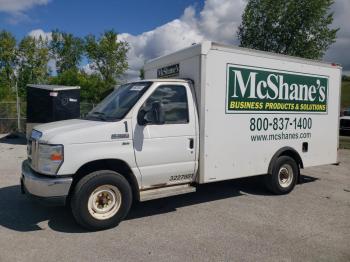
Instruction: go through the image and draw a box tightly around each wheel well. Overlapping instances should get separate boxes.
[68,159,140,202]
[268,147,304,175]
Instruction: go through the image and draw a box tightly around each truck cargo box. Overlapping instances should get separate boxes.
[145,42,342,183]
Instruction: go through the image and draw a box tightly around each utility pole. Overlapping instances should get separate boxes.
[15,80,21,132]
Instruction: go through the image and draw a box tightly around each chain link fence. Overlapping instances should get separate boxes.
[80,102,95,117]
[0,102,95,134]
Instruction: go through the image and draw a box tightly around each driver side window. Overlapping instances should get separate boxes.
[141,85,189,124]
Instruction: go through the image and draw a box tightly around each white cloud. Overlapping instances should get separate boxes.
[120,0,246,80]
[82,63,98,75]
[28,29,52,41]
[0,0,49,12]
[324,0,350,75]
[0,0,50,24]
[198,0,246,44]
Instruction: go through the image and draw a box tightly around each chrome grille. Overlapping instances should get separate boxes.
[27,138,39,170]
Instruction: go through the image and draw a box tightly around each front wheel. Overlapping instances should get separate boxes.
[71,170,132,230]
[265,156,299,194]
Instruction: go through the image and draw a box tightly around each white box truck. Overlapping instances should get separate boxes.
[21,42,342,230]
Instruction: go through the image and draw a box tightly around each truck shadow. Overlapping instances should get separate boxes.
[128,177,263,220]
[0,134,27,145]
[127,174,318,220]
[0,185,81,233]
[0,174,317,233]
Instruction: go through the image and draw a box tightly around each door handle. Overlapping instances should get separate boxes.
[189,138,194,149]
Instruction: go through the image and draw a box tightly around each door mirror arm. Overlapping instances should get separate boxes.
[152,101,165,125]
[137,101,165,126]
[137,110,148,126]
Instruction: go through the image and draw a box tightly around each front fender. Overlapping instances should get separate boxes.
[57,140,141,185]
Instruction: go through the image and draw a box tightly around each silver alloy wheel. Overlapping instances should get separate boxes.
[278,164,294,188]
[87,185,122,220]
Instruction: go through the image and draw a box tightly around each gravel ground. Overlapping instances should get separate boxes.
[0,134,349,262]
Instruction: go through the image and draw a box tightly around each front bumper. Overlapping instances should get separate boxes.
[21,160,73,205]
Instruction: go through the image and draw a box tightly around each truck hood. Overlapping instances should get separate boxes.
[34,119,128,144]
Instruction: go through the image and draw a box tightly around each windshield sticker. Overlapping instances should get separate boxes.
[130,85,146,91]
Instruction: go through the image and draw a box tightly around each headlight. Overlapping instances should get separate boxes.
[38,144,64,175]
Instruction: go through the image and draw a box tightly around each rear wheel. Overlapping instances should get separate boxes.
[265,156,298,194]
[71,170,132,230]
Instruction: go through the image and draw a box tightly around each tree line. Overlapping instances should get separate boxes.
[0,29,129,103]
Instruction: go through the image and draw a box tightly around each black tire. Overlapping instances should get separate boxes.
[71,170,132,230]
[265,156,299,195]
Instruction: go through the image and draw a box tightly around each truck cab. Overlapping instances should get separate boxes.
[22,79,198,229]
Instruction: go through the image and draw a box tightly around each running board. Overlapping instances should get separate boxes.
[140,184,196,202]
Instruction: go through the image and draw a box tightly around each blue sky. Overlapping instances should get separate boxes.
[0,0,349,77]
[0,0,204,39]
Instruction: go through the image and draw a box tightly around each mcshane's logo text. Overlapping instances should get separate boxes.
[157,64,179,78]
[226,64,328,113]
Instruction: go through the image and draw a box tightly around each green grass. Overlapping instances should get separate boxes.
[341,80,350,109]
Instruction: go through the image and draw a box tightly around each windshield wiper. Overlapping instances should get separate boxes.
[88,111,107,121]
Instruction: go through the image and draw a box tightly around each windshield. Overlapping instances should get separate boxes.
[86,81,152,121]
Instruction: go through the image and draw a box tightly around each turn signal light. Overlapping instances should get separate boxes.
[50,154,63,161]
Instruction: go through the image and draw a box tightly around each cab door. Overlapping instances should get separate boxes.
[132,83,197,188]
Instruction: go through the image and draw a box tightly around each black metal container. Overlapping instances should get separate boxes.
[26,84,80,124]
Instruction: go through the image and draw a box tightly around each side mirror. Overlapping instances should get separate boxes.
[137,101,165,126]
[137,109,148,126]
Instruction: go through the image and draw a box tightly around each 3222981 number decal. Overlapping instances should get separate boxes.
[169,174,193,181]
